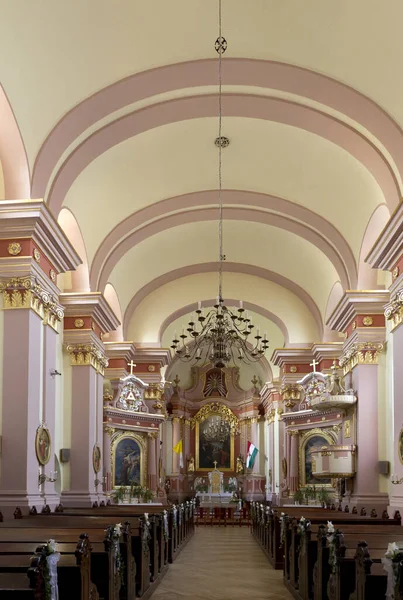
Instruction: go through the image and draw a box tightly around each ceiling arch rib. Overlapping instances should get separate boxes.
[126,271,319,345]
[32,59,403,200]
[45,93,399,215]
[91,190,357,292]
[122,263,322,342]
[95,205,352,294]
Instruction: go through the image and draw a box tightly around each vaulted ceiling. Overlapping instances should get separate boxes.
[1,0,400,379]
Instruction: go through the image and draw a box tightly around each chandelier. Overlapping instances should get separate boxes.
[202,416,231,443]
[170,0,269,369]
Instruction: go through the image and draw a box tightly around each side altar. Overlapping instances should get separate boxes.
[195,462,237,505]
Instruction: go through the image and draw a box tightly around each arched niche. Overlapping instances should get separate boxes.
[57,208,89,292]
[103,283,123,341]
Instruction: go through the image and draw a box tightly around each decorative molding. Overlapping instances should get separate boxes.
[74,318,84,328]
[65,342,108,375]
[281,384,302,409]
[385,288,403,331]
[190,402,239,433]
[0,276,63,331]
[7,242,21,256]
[339,341,384,374]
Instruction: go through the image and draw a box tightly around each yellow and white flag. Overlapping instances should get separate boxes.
[173,439,184,468]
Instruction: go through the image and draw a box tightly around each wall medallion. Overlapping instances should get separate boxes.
[399,429,403,465]
[33,248,41,263]
[148,365,156,372]
[74,318,84,328]
[393,266,400,280]
[49,269,56,282]
[92,444,101,473]
[289,366,297,373]
[7,242,21,256]
[362,316,373,327]
[35,424,51,466]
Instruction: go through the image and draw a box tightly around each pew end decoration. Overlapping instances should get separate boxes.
[382,542,403,600]
[28,538,60,600]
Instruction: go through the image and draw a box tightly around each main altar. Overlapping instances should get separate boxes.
[195,463,237,505]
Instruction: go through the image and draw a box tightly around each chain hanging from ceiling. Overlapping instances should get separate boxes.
[171,0,269,369]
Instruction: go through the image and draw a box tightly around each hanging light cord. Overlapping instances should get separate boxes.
[217,0,224,302]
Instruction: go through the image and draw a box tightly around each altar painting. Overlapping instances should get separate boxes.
[112,434,145,488]
[300,432,332,486]
[196,414,234,472]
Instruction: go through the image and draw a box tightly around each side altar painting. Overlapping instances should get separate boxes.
[112,433,145,488]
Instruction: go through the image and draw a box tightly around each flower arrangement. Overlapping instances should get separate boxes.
[382,542,403,600]
[112,486,127,503]
[326,521,342,573]
[172,505,178,529]
[293,489,304,505]
[34,539,60,600]
[279,512,287,547]
[141,514,151,554]
[297,516,311,555]
[195,479,208,493]
[105,523,124,585]
[163,510,169,541]
[224,481,237,493]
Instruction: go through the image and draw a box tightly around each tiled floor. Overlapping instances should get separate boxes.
[150,527,293,600]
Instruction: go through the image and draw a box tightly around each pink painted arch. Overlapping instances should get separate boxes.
[32,59,403,207]
[44,93,400,216]
[122,262,323,341]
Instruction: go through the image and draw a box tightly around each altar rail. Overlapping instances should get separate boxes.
[195,506,250,526]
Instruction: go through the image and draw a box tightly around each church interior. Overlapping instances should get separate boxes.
[2,1,403,598]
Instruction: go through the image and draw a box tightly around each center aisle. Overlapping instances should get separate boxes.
[151,527,292,600]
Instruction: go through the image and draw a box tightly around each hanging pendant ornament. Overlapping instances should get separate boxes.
[215,36,227,54]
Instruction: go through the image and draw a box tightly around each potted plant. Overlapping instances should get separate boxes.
[304,485,318,505]
[129,484,144,503]
[224,481,237,493]
[317,487,331,507]
[142,488,154,504]
[293,489,304,505]
[112,486,126,504]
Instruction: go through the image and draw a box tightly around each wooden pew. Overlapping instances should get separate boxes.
[0,533,99,600]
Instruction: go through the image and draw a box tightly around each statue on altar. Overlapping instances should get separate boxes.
[236,455,244,474]
[187,455,195,473]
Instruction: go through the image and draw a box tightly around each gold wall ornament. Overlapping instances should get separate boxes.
[289,365,297,373]
[393,266,400,280]
[148,365,156,372]
[0,276,63,331]
[33,248,41,262]
[281,384,302,408]
[74,318,84,328]
[7,242,21,256]
[399,428,403,465]
[49,269,56,282]
[91,321,96,331]
[362,316,373,327]
[191,402,239,432]
[65,342,108,375]
[344,420,351,439]
[352,321,357,330]
[35,423,51,466]
[339,342,384,374]
[104,425,115,436]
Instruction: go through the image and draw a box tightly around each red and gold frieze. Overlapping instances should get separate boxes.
[344,314,386,338]
[0,238,59,283]
[63,316,104,340]
[132,363,160,374]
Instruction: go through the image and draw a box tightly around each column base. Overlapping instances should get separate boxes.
[61,491,99,508]
[345,492,389,513]
[0,492,60,519]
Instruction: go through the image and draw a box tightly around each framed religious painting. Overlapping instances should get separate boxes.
[399,428,403,464]
[111,433,145,488]
[35,424,51,466]
[195,413,234,472]
[299,430,334,487]
[93,444,101,474]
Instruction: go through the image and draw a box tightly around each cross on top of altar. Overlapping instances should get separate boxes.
[310,358,318,373]
[128,360,136,375]
[213,460,218,469]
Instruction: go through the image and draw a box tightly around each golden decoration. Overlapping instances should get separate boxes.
[91,321,96,331]
[148,365,156,372]
[74,318,84,328]
[92,444,101,473]
[281,384,302,408]
[191,402,239,432]
[100,332,104,341]
[35,423,51,466]
[7,242,21,256]
[145,383,163,401]
[399,428,403,465]
[393,266,400,280]
[352,321,357,330]
[65,342,108,375]
[0,276,63,332]
[104,425,115,437]
[344,420,351,439]
[339,342,384,374]
[49,269,56,282]
[147,431,158,440]
[362,316,373,327]
[33,248,41,263]
[289,365,297,373]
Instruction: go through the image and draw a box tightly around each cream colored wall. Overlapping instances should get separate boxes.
[378,327,394,495]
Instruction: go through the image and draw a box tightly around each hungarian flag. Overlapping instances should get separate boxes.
[173,439,184,468]
[246,441,258,469]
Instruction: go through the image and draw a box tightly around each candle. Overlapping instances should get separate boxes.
[196,348,201,358]
[216,296,220,305]
[256,327,260,336]
[239,300,243,309]
[190,312,194,323]
[264,331,267,340]
[174,331,177,340]
[198,301,202,311]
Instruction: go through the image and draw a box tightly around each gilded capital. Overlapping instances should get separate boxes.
[281,384,302,409]
[339,342,384,374]
[65,342,108,375]
[385,289,403,331]
[147,431,158,440]
[0,276,63,331]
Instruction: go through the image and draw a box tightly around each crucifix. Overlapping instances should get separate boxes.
[213,460,218,469]
[127,360,136,375]
[310,358,318,373]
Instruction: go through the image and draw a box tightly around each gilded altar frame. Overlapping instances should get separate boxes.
[193,403,237,472]
[111,431,147,488]
[298,428,335,488]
